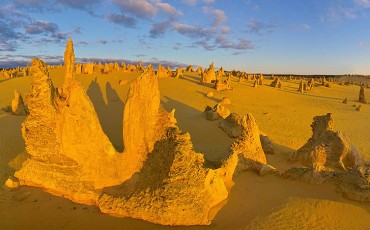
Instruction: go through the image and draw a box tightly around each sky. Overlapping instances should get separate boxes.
[1,0,370,74]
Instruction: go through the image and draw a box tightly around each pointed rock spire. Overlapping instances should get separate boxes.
[64,38,75,81]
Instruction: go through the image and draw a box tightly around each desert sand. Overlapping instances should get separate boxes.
[0,40,370,229]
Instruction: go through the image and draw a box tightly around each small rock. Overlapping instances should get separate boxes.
[342,98,347,104]
[206,91,214,97]
[259,164,278,176]
[5,176,20,189]
[219,97,231,105]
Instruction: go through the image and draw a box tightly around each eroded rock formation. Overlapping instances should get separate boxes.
[290,113,364,171]
[359,86,367,104]
[14,38,265,226]
[223,113,267,174]
[201,62,216,84]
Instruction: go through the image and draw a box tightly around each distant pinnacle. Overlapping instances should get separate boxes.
[64,38,75,81]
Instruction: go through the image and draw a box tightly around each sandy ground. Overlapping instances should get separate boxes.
[0,69,369,229]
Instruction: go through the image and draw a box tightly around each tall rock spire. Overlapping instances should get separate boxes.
[64,38,75,81]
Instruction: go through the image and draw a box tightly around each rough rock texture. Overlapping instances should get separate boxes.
[156,64,171,78]
[172,68,184,79]
[15,41,123,203]
[201,63,216,84]
[260,135,275,155]
[11,90,28,115]
[14,39,234,226]
[290,113,364,171]
[219,97,231,105]
[214,79,232,91]
[206,91,214,97]
[204,103,230,121]
[337,164,370,202]
[99,124,228,226]
[270,78,282,88]
[219,113,244,138]
[298,80,304,93]
[223,113,267,174]
[359,86,367,104]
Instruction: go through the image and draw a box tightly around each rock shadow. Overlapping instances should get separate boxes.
[161,96,234,167]
[0,113,27,185]
[87,78,124,152]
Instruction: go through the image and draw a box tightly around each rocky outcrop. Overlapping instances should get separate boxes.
[224,113,267,173]
[214,79,232,91]
[156,64,171,78]
[298,80,304,93]
[204,103,230,121]
[260,135,275,155]
[219,113,244,138]
[200,62,216,84]
[172,68,184,78]
[337,164,370,202]
[11,90,28,115]
[359,86,367,104]
[13,38,235,226]
[290,113,364,172]
[270,78,282,88]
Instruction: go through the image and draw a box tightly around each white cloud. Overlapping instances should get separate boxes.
[203,7,227,27]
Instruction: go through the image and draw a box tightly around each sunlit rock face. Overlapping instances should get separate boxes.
[14,38,237,226]
[291,113,364,172]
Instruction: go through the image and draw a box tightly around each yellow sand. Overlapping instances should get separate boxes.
[0,69,369,229]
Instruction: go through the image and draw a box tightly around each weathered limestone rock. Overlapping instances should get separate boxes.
[206,91,214,97]
[359,86,367,104]
[219,113,244,138]
[99,124,228,226]
[258,75,263,85]
[186,65,194,72]
[219,97,231,105]
[156,64,171,78]
[214,79,232,91]
[196,66,203,75]
[224,113,267,173]
[270,77,282,88]
[11,90,28,115]
[253,79,258,88]
[290,113,364,171]
[14,39,232,226]
[260,135,275,155]
[201,62,216,84]
[204,103,230,121]
[298,80,304,93]
[5,176,20,189]
[337,164,370,202]
[259,164,278,176]
[172,68,184,78]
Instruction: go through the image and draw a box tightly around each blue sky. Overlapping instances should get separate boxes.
[1,0,370,74]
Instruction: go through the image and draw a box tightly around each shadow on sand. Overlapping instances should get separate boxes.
[87,78,125,152]
[161,96,234,167]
